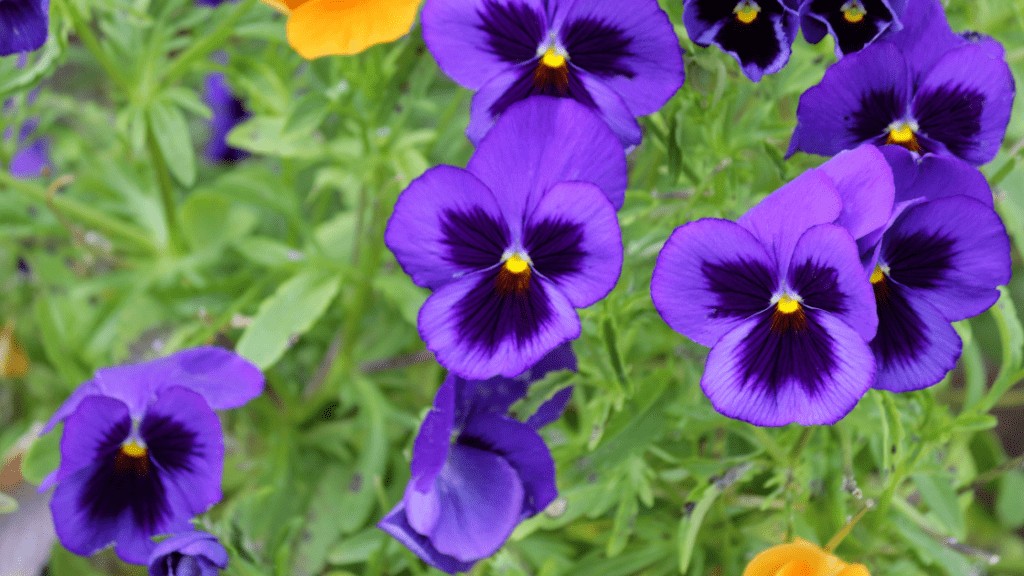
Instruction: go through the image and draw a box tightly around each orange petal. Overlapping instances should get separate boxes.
[286,0,421,59]
[259,0,307,13]
[0,325,29,378]
[836,564,871,576]
[744,540,831,576]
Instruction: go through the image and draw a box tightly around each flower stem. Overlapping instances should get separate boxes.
[145,125,183,253]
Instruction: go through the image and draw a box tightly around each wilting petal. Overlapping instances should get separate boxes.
[871,278,961,393]
[882,197,1010,321]
[738,169,842,270]
[881,146,993,206]
[912,44,1015,166]
[423,0,549,90]
[702,310,874,426]
[524,181,622,308]
[525,386,573,429]
[385,166,509,289]
[378,504,477,574]
[0,0,48,56]
[286,0,421,59]
[651,219,777,348]
[461,413,556,517]
[818,145,894,241]
[788,42,911,158]
[788,224,878,341]
[467,97,628,221]
[454,342,576,420]
[884,0,963,83]
[408,378,455,513]
[419,271,580,379]
[554,0,684,116]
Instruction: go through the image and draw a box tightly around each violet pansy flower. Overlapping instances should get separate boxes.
[788,0,1015,166]
[379,346,575,574]
[651,147,894,426]
[40,347,263,564]
[799,0,908,57]
[422,0,684,147]
[0,0,49,56]
[148,531,229,576]
[385,97,625,380]
[683,0,799,82]
[6,119,50,178]
[203,72,250,163]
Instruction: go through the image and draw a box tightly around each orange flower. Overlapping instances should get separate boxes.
[260,0,422,59]
[0,324,28,378]
[744,539,870,576]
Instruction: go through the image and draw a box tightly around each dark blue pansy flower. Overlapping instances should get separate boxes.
[651,146,894,426]
[148,531,229,576]
[40,347,263,564]
[385,97,625,380]
[683,0,799,82]
[422,0,684,147]
[799,0,908,57]
[0,0,49,56]
[379,345,575,574]
[851,147,1011,393]
[788,0,1016,166]
[203,72,250,163]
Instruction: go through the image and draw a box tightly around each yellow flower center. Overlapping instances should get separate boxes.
[120,440,148,459]
[504,254,530,274]
[541,47,567,69]
[735,1,761,24]
[869,266,885,285]
[842,1,867,23]
[776,295,801,314]
[886,121,922,153]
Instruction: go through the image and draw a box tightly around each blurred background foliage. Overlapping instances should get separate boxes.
[1,0,1024,574]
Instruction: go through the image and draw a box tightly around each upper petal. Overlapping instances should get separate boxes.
[150,347,265,410]
[286,0,421,59]
[0,0,49,56]
[818,145,895,242]
[882,0,964,83]
[881,146,994,207]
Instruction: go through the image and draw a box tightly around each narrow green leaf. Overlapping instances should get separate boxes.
[148,101,197,188]
[912,473,965,539]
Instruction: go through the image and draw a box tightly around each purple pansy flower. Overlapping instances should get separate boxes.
[39,347,263,563]
[799,0,908,57]
[855,147,1011,393]
[788,0,1016,166]
[148,531,229,576]
[6,119,51,178]
[0,0,49,56]
[651,146,894,426]
[203,72,250,163]
[683,0,799,82]
[379,346,575,574]
[385,97,625,380]
[422,0,685,147]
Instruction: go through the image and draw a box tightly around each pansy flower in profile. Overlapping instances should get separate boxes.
[683,0,799,82]
[788,0,1015,166]
[799,0,908,57]
[39,347,263,563]
[0,0,49,56]
[259,0,422,60]
[651,147,893,426]
[744,538,869,576]
[203,72,250,163]
[385,97,626,380]
[379,346,575,574]
[423,0,684,146]
[148,530,229,576]
[854,147,1010,393]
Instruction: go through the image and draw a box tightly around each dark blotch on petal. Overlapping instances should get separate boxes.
[788,261,848,315]
[440,207,510,270]
[740,309,837,395]
[701,259,777,320]
[809,0,894,54]
[524,218,586,281]
[454,271,554,353]
[561,18,635,78]
[884,231,955,291]
[913,84,985,160]
[141,414,202,473]
[478,0,546,64]
[848,87,905,143]
[496,267,531,295]
[489,64,598,117]
[713,12,784,71]
[689,0,739,24]
[871,277,929,364]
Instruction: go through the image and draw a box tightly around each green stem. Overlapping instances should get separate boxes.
[163,0,258,86]
[145,124,183,252]
[60,0,130,91]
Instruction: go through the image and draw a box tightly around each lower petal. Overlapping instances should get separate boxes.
[286,0,421,59]
[378,504,477,574]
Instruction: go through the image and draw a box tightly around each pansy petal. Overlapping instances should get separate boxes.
[461,413,557,517]
[0,0,48,56]
[41,378,102,434]
[386,166,509,289]
[883,0,963,83]
[651,218,777,348]
[788,42,911,158]
[286,0,421,59]
[871,279,962,393]
[789,224,878,341]
[50,466,124,560]
[51,396,130,487]
[409,378,455,498]
[912,44,1015,166]
[801,0,903,57]
[428,444,524,561]
[378,503,477,574]
[525,181,622,308]
[10,137,50,178]
[419,272,580,380]
[468,97,628,222]
[575,71,643,147]
[702,310,874,426]
[742,539,831,576]
[525,386,573,429]
[454,342,576,420]
[882,196,1010,321]
[882,146,993,206]
[422,0,549,89]
[154,347,265,410]
[819,145,895,241]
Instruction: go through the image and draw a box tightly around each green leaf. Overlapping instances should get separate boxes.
[912,473,965,539]
[181,191,258,251]
[997,472,1024,529]
[236,270,342,370]
[0,491,17,515]
[148,100,197,188]
[21,428,61,487]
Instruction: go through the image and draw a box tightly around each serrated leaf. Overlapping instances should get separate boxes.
[148,100,197,187]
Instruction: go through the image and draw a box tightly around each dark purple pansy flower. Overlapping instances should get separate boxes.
[799,0,908,57]
[422,0,685,147]
[203,72,250,163]
[788,0,1016,166]
[148,531,229,576]
[0,0,49,56]
[385,97,625,380]
[651,147,894,426]
[40,348,262,564]
[683,0,799,82]
[852,147,1011,393]
[379,346,575,574]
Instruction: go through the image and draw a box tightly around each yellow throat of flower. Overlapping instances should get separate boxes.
[842,1,867,23]
[869,266,885,285]
[735,1,761,24]
[504,254,530,274]
[776,295,801,314]
[886,122,922,153]
[541,47,567,69]
[120,441,148,459]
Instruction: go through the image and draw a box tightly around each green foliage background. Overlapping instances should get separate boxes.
[2,0,1024,574]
